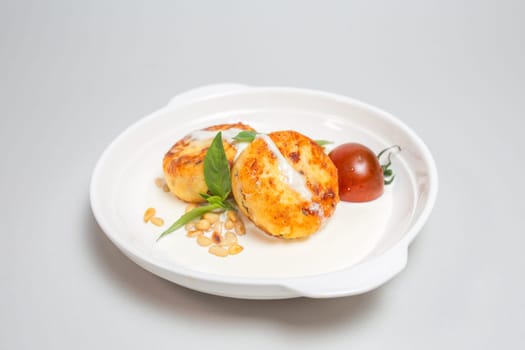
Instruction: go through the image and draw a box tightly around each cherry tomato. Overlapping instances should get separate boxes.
[329,143,385,202]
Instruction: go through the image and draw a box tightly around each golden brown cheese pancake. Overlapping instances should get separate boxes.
[231,130,339,239]
[163,122,255,203]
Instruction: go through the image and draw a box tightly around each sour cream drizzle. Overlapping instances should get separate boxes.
[188,128,250,160]
[189,128,247,143]
[258,134,312,201]
[188,128,313,202]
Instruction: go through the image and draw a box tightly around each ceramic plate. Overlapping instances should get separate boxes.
[90,84,438,299]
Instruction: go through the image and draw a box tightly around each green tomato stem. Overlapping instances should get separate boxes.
[377,145,401,185]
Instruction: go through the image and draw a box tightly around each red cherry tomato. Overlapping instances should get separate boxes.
[329,143,385,202]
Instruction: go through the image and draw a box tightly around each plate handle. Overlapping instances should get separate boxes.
[284,245,409,298]
[167,83,250,107]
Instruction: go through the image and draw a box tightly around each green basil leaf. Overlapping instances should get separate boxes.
[156,203,221,241]
[233,130,257,143]
[315,140,332,147]
[199,193,212,201]
[203,132,231,199]
[204,195,225,207]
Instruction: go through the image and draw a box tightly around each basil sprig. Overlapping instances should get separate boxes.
[157,132,234,241]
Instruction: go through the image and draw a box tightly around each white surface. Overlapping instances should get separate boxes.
[90,85,437,298]
[1,0,524,348]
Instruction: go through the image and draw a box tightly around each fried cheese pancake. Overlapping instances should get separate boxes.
[163,123,255,203]
[231,130,339,239]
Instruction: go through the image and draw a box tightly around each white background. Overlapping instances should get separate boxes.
[1,1,524,349]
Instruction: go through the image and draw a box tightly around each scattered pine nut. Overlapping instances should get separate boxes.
[150,216,164,227]
[224,232,237,243]
[228,243,243,255]
[196,219,211,231]
[211,231,222,245]
[197,235,212,247]
[186,230,202,237]
[234,221,246,235]
[224,220,234,230]
[209,245,228,257]
[151,179,245,257]
[223,232,237,245]
[227,210,238,222]
[177,207,246,257]
[203,212,220,223]
[211,221,222,232]
[144,207,156,222]
[185,222,196,231]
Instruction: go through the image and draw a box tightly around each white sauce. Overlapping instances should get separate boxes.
[188,128,247,143]
[188,128,251,160]
[233,141,250,161]
[258,134,312,201]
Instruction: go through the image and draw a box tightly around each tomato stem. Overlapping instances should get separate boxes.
[377,145,401,185]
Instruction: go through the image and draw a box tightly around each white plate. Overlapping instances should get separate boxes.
[90,84,438,299]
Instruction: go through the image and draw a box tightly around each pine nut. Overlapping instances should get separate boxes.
[227,210,238,222]
[228,243,243,255]
[209,245,228,257]
[144,207,156,222]
[234,221,246,235]
[211,221,222,232]
[150,217,164,227]
[185,204,197,213]
[197,235,212,247]
[186,230,202,237]
[162,184,170,192]
[211,231,222,245]
[203,212,220,223]
[185,223,196,231]
[196,219,211,231]
[154,177,163,188]
[221,232,237,246]
[224,220,234,230]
